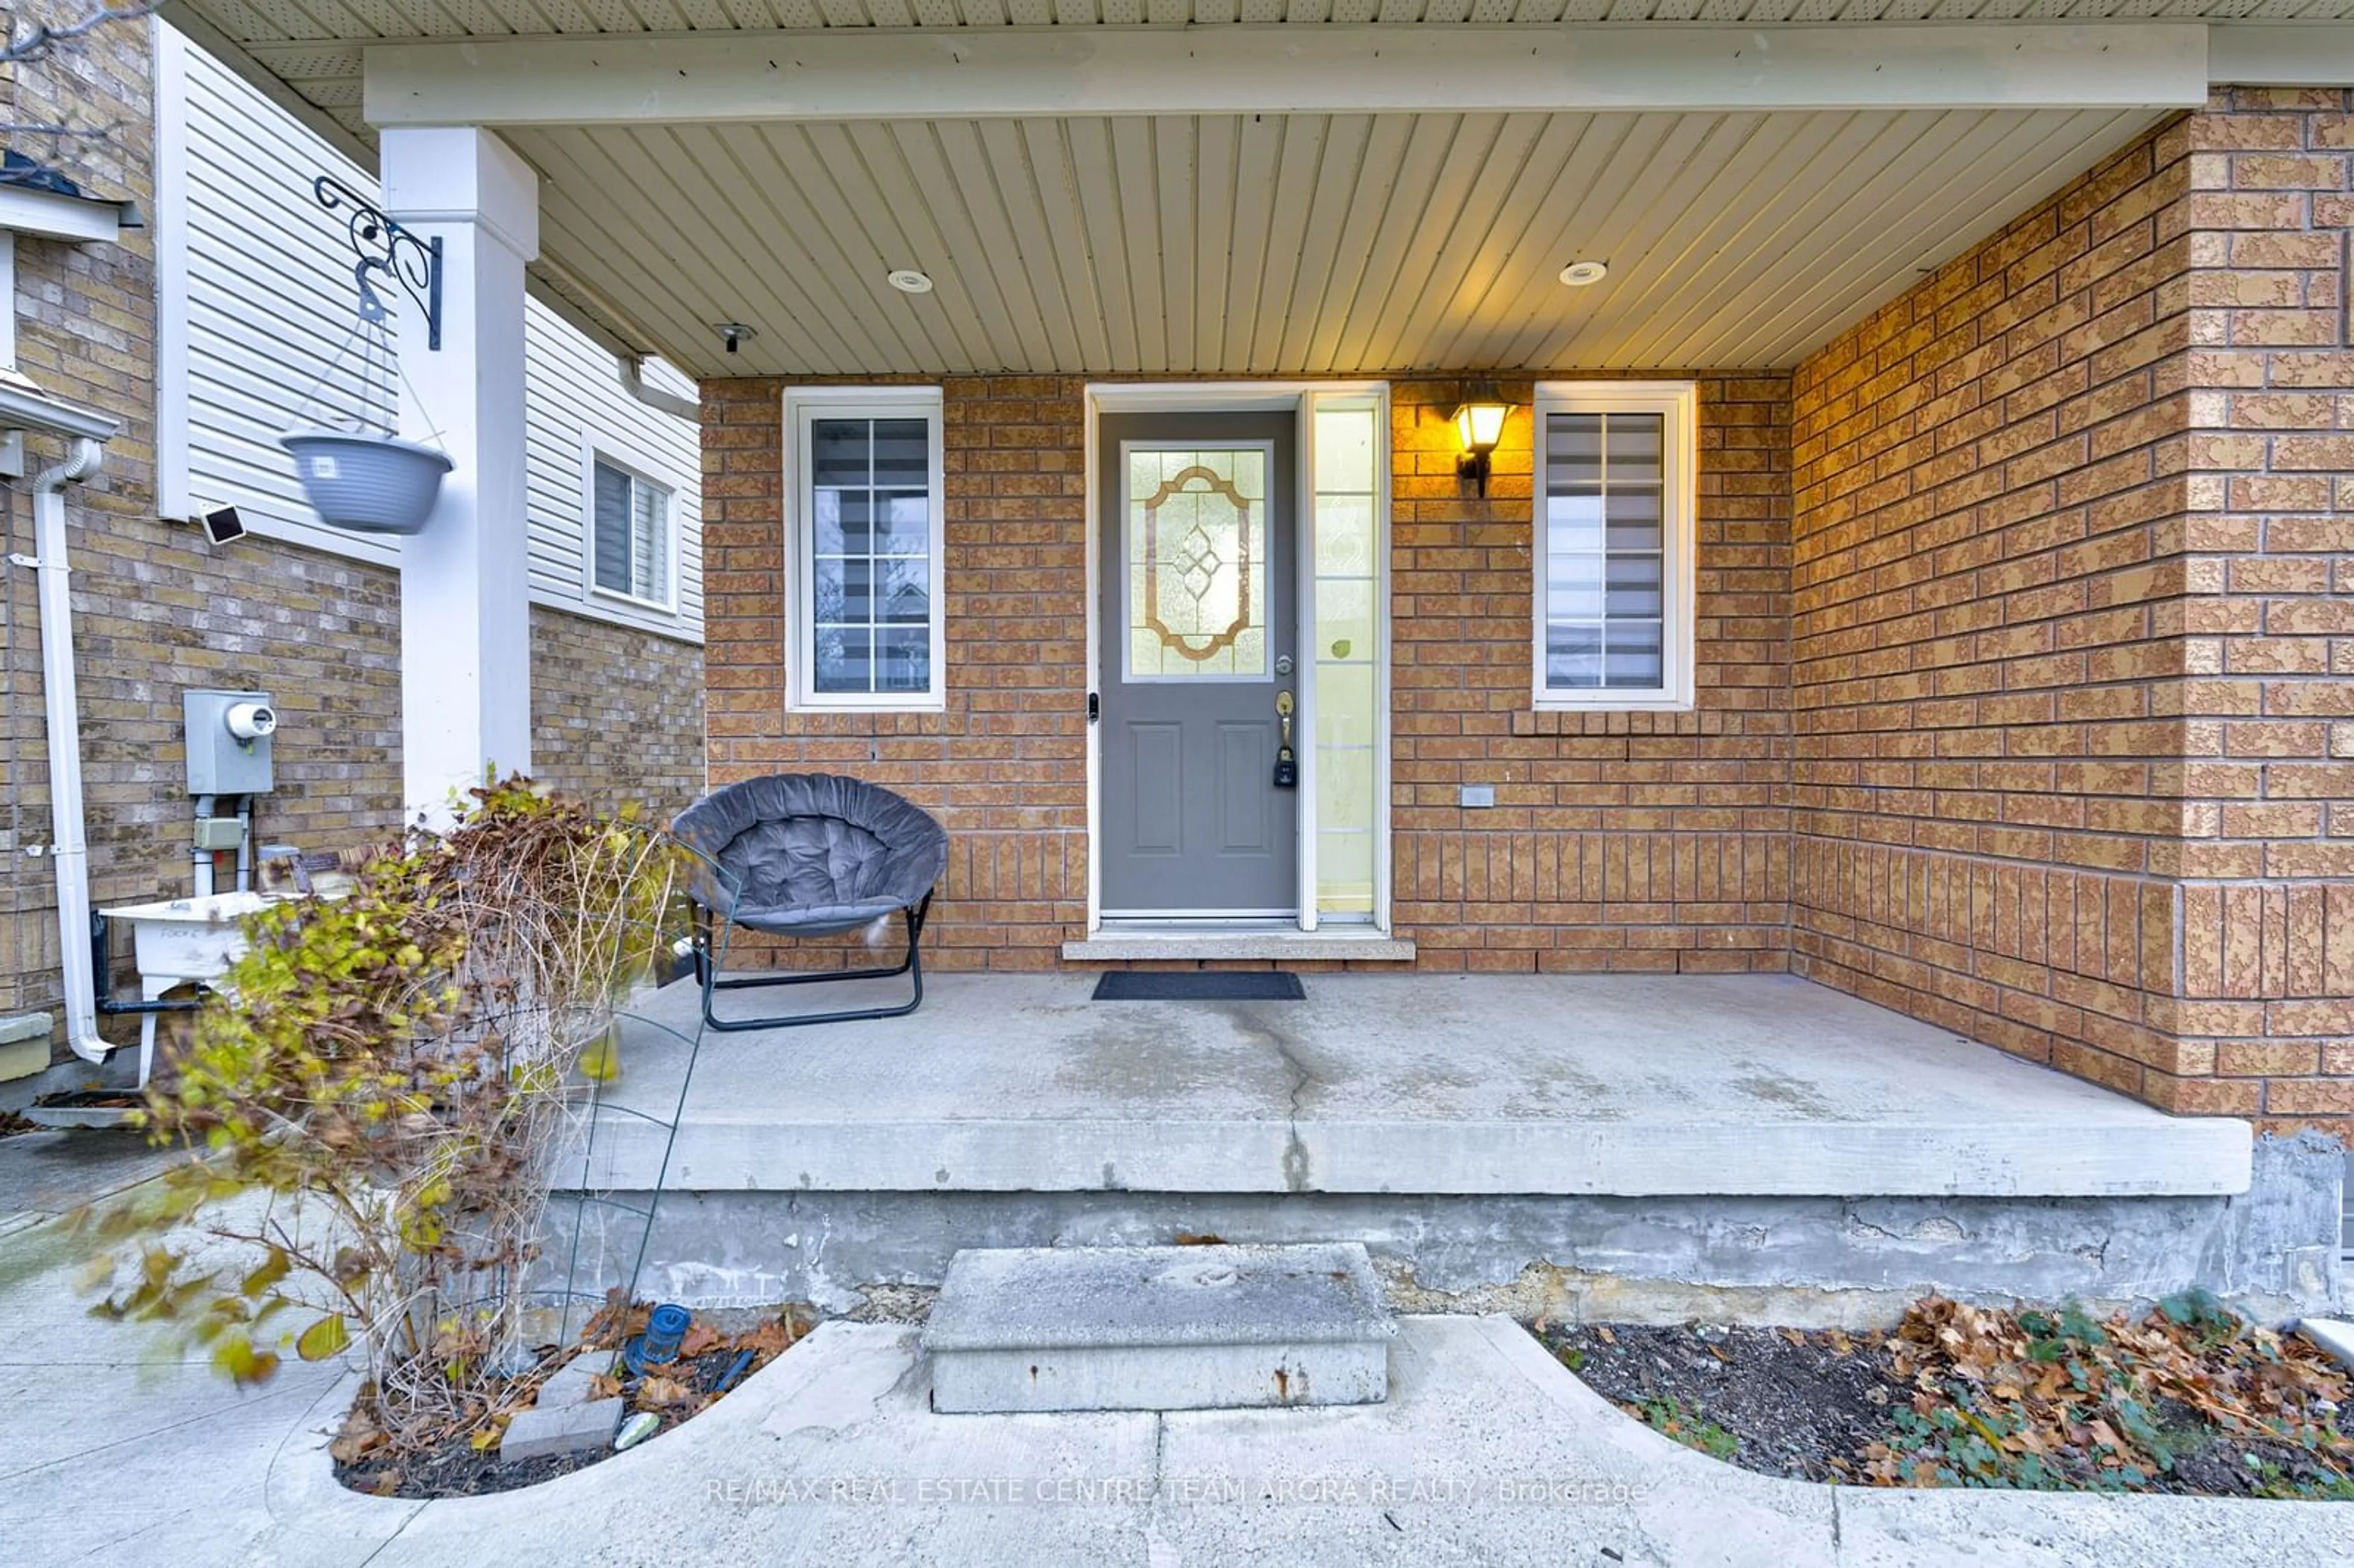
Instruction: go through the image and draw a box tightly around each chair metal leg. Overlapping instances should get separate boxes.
[696,895,931,1031]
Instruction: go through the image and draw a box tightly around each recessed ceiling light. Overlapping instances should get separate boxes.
[886,268,934,294]
[1559,260,1609,287]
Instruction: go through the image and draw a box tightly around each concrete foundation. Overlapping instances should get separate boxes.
[543,975,2335,1326]
[582,973,2252,1198]
[545,1133,2344,1327]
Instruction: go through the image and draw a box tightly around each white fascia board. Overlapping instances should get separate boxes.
[0,185,131,244]
[2209,24,2354,87]
[364,24,2212,128]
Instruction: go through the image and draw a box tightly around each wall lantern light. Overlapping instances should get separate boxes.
[1453,385,1513,498]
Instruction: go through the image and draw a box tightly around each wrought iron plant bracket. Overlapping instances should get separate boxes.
[313,174,443,350]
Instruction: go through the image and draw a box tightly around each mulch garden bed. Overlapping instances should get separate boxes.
[333,1301,816,1499]
[1538,1293,2354,1499]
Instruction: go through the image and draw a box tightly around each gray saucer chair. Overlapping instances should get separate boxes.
[672,774,948,1030]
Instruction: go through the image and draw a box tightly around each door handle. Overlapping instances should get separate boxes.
[1273,690,1298,788]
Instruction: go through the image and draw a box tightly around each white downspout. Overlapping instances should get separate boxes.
[23,430,112,1062]
[617,354,698,422]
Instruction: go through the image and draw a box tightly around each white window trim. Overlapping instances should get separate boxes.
[581,440,682,615]
[784,385,948,713]
[154,17,188,514]
[1529,379,1698,713]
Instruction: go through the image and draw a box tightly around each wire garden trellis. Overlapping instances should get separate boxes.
[530,847,753,1353]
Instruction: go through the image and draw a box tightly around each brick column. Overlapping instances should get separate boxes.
[2168,87,2354,1127]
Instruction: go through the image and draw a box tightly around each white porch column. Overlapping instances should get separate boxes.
[379,127,538,823]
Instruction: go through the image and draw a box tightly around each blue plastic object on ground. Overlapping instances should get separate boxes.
[714,1348,756,1394]
[624,1303,693,1375]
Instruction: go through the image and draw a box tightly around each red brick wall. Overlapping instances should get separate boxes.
[1389,377,1792,972]
[2169,88,2354,1129]
[703,376,1089,972]
[702,375,1791,972]
[1789,93,2354,1134]
[1789,127,2195,1099]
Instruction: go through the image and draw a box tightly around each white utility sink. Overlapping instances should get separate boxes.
[96,891,283,1087]
[99,890,276,984]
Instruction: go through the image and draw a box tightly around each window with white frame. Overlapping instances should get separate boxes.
[787,387,947,709]
[588,454,674,609]
[1532,381,1696,710]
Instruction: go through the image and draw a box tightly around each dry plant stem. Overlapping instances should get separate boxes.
[86,778,685,1456]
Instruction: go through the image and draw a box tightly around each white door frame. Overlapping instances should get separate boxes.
[1083,380,1392,936]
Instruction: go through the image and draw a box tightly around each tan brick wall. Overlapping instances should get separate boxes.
[1789,126,2198,1100]
[6,555,707,1053]
[1790,92,2354,1133]
[529,606,706,822]
[703,374,1792,973]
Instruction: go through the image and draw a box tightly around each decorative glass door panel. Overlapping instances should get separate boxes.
[1123,444,1271,682]
[1099,419,1296,916]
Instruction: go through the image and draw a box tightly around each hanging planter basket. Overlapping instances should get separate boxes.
[281,175,458,539]
[280,428,452,537]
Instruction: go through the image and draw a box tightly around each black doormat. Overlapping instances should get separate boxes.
[1092,971,1306,1002]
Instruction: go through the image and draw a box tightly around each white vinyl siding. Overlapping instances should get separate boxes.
[161,22,399,566]
[523,302,703,639]
[160,23,703,641]
[1531,381,1697,712]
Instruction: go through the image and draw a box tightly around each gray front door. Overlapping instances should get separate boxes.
[1098,411,1298,917]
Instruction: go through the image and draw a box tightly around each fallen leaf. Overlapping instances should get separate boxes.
[1594,1325,1617,1345]
[679,1323,723,1358]
[328,1407,383,1466]
[638,1375,696,1408]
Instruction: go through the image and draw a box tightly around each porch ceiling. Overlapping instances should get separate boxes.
[505,105,2157,377]
[162,9,2346,373]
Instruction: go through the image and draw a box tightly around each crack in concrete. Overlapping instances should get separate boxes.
[1149,1412,1167,1504]
[1843,1210,1906,1246]
[1217,1003,1317,1193]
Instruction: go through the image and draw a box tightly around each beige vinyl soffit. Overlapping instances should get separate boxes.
[507,104,2165,377]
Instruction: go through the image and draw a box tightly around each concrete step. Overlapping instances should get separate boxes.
[921,1242,1396,1414]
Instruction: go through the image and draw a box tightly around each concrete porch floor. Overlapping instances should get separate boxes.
[584,972,2249,1200]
